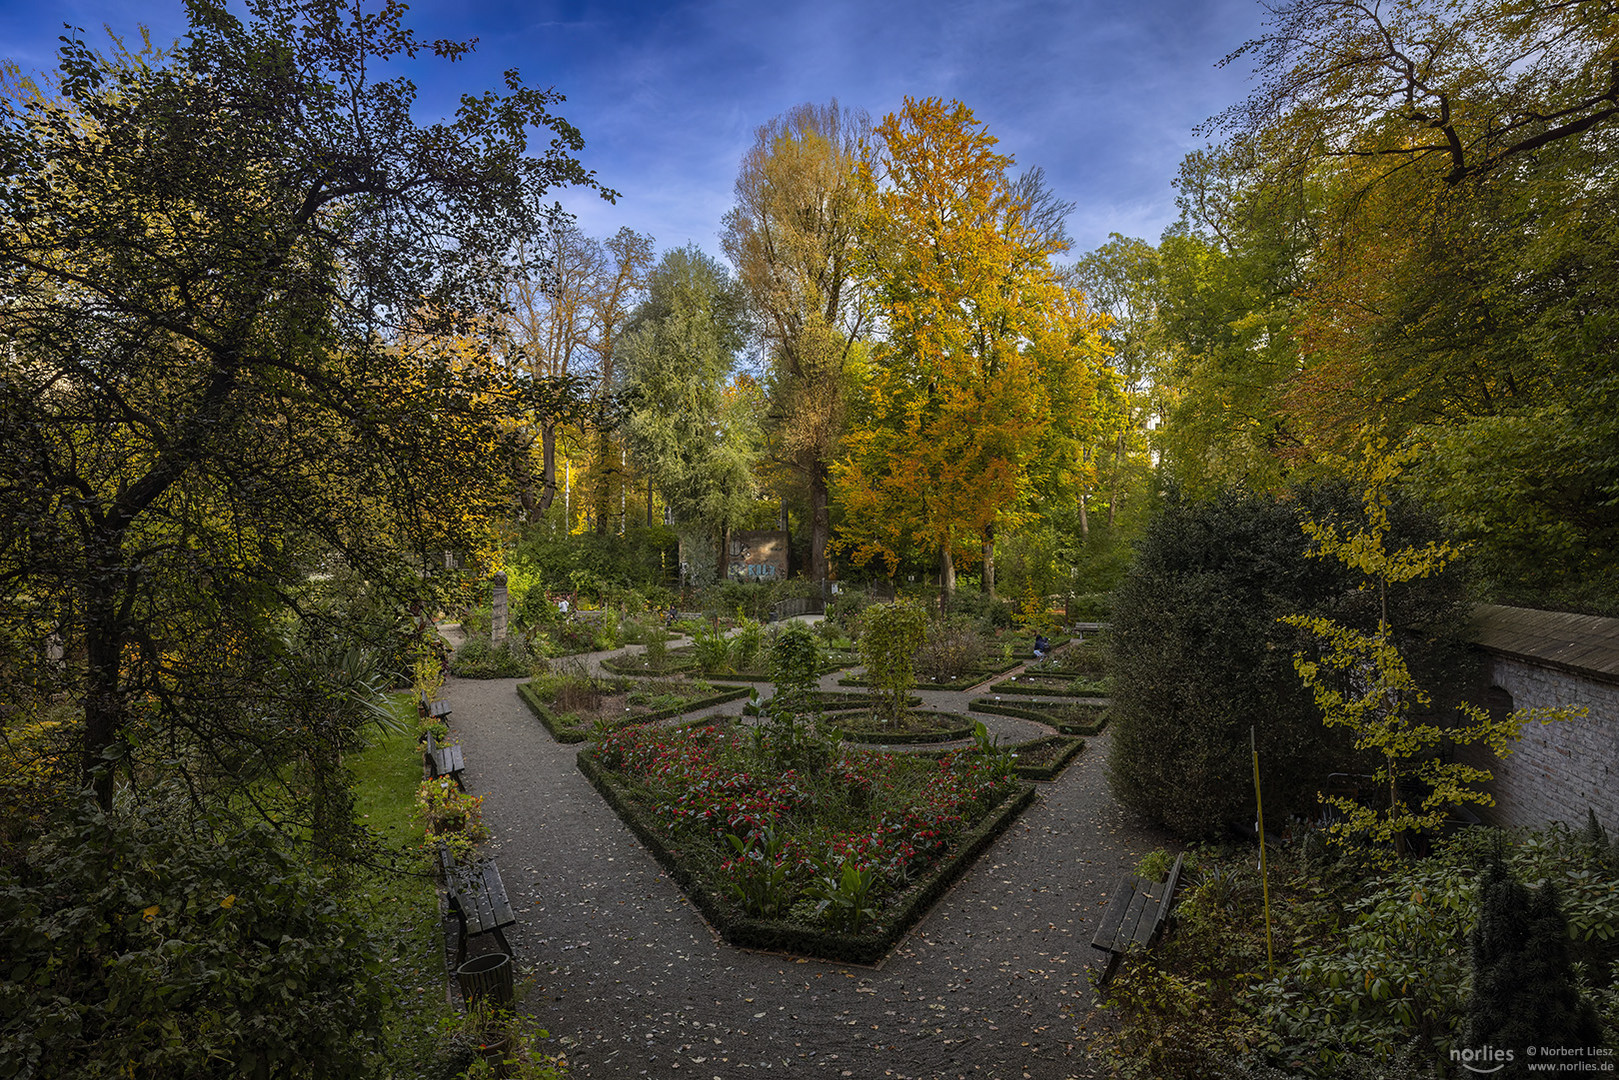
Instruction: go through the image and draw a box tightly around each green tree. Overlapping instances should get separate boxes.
[0,0,606,807]
[1185,0,1619,610]
[620,246,759,582]
[1107,481,1467,837]
[722,101,872,587]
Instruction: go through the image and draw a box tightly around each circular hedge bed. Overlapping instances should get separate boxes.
[834,710,977,744]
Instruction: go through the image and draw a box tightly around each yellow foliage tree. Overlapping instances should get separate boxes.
[1282,444,1584,856]
[832,97,1108,599]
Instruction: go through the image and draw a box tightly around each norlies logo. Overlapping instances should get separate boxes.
[1453,1046,1515,1074]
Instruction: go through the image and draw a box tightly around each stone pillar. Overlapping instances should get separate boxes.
[491,571,508,644]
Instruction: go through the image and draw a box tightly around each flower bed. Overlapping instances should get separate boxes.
[837,659,1022,691]
[833,710,977,744]
[970,698,1110,735]
[516,677,751,743]
[988,673,1110,697]
[577,722,1036,963]
[1006,735,1085,780]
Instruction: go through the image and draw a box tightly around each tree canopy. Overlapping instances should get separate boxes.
[0,0,609,806]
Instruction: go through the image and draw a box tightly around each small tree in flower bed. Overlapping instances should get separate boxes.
[589,719,1019,932]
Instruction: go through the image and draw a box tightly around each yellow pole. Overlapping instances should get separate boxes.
[1252,726,1275,975]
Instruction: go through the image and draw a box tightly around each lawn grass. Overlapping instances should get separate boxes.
[348,698,456,1067]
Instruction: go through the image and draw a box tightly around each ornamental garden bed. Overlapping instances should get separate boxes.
[1005,735,1085,780]
[659,646,849,681]
[837,659,1022,692]
[577,721,1037,963]
[988,672,1110,697]
[918,734,1085,780]
[832,710,978,744]
[599,652,699,677]
[1046,641,1106,675]
[970,698,1110,735]
[517,675,750,743]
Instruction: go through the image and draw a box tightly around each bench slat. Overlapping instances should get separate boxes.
[1113,883,1158,949]
[1090,873,1140,951]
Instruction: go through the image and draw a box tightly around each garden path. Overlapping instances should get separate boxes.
[441,641,1170,1080]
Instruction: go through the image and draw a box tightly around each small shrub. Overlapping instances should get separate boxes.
[729,617,764,671]
[826,589,874,637]
[449,632,539,678]
[416,776,490,863]
[858,601,928,721]
[692,622,732,675]
[916,616,986,683]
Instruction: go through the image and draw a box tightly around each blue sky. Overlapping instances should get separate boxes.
[1,0,1266,261]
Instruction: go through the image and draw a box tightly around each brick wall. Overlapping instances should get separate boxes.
[1457,655,1619,830]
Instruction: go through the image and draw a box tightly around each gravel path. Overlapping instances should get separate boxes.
[439,639,1170,1080]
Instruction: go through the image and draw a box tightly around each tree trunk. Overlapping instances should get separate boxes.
[810,463,831,586]
[1078,493,1090,538]
[82,533,127,810]
[593,429,614,536]
[980,521,995,597]
[534,422,558,515]
[1107,433,1125,528]
[940,544,956,613]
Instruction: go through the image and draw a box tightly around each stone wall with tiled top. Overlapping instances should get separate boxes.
[1457,654,1619,830]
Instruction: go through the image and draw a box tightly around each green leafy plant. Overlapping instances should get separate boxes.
[0,787,391,1079]
[729,617,765,671]
[692,622,732,675]
[858,601,927,722]
[416,776,489,864]
[724,827,792,917]
[806,851,881,933]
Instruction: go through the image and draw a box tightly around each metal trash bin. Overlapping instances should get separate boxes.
[455,950,514,1007]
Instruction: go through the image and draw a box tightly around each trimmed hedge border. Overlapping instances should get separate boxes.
[577,748,1038,964]
[836,711,977,744]
[837,659,1023,692]
[516,681,752,743]
[1009,735,1086,781]
[969,699,1111,736]
[987,677,1109,698]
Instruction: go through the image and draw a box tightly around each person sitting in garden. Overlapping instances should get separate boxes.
[1033,633,1049,660]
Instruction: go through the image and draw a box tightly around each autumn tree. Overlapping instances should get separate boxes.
[1184,0,1619,609]
[722,101,872,587]
[0,0,608,807]
[502,220,653,530]
[584,227,657,533]
[620,246,760,582]
[503,215,606,519]
[833,97,1106,600]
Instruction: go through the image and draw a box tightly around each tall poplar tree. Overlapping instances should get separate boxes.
[723,101,872,587]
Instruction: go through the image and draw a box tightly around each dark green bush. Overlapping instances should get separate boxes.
[1107,482,1469,837]
[449,631,538,678]
[0,789,390,1079]
[943,589,1014,632]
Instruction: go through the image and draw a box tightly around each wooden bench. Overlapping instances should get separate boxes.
[1090,852,1185,986]
[423,731,465,790]
[439,849,516,966]
[419,690,452,721]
